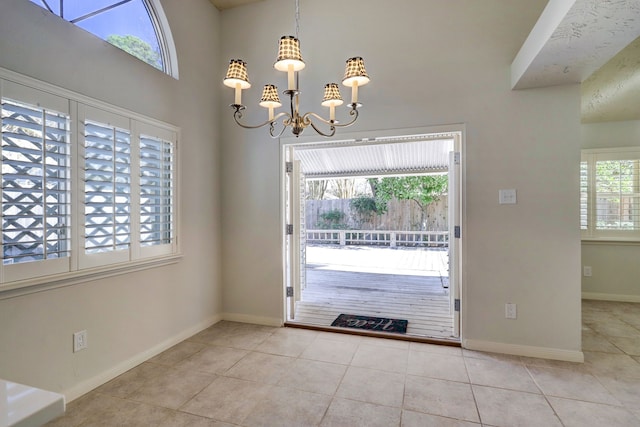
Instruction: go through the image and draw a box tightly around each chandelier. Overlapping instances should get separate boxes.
[223,0,370,138]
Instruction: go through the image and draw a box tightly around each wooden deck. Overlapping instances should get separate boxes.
[290,246,456,340]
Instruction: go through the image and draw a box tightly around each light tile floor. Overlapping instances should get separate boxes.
[47,300,640,426]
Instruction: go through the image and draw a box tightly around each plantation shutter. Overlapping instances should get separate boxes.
[138,125,176,257]
[581,149,640,240]
[84,120,131,253]
[1,82,71,281]
[595,159,639,231]
[580,161,588,230]
[0,75,180,291]
[78,106,132,268]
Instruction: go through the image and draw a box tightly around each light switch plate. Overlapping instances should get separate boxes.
[499,189,517,205]
[505,303,517,319]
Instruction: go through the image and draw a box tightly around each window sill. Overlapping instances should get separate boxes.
[0,254,182,300]
[581,239,640,246]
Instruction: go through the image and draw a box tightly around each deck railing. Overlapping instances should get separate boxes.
[306,229,449,248]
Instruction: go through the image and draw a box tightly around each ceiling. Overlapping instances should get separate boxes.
[215,0,640,124]
[512,0,640,122]
[209,0,262,10]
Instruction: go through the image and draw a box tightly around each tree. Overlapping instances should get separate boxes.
[329,178,358,199]
[372,175,448,230]
[595,160,634,194]
[106,35,162,70]
[307,180,328,200]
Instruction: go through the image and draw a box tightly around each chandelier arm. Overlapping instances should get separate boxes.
[307,119,336,138]
[268,121,289,139]
[232,106,290,130]
[304,107,360,130]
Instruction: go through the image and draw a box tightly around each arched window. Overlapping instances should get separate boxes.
[29,0,179,78]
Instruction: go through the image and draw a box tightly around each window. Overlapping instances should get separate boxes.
[0,76,179,290]
[581,148,640,241]
[29,0,178,78]
[1,85,72,282]
[2,99,71,265]
[83,120,131,255]
[139,132,175,253]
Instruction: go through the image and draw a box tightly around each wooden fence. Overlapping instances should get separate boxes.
[306,197,448,231]
[306,229,449,248]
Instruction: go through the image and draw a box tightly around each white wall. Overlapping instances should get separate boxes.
[0,0,223,399]
[581,120,640,301]
[220,0,583,359]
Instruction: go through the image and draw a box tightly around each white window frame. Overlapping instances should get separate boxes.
[137,123,178,259]
[1,81,72,282]
[146,0,180,79]
[28,0,179,79]
[581,147,640,242]
[0,68,180,296]
[77,105,133,269]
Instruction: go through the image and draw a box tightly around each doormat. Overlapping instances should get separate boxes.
[331,314,408,334]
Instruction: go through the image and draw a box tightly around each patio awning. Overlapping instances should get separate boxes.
[293,134,454,178]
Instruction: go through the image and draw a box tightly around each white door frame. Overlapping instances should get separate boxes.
[280,125,466,339]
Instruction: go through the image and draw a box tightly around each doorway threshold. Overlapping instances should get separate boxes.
[284,321,461,347]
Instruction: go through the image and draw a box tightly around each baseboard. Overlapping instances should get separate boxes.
[221,312,283,327]
[63,314,222,402]
[463,339,584,363]
[582,292,640,303]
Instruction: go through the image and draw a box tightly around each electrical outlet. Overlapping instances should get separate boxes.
[73,330,88,352]
[499,189,517,205]
[583,266,592,277]
[505,303,517,319]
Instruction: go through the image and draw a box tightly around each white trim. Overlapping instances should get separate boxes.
[463,339,584,363]
[0,254,182,300]
[281,124,467,147]
[582,146,640,155]
[279,123,466,340]
[580,147,640,241]
[221,312,283,327]
[582,292,640,303]
[582,239,640,246]
[146,0,179,79]
[63,314,221,402]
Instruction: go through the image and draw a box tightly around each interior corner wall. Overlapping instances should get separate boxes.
[581,120,640,301]
[0,0,223,399]
[219,0,583,356]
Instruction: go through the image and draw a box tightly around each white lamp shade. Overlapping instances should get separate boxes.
[223,59,251,89]
[321,83,344,107]
[274,36,306,72]
[342,57,370,87]
[259,84,282,108]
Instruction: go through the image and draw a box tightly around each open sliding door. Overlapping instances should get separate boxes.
[283,127,464,341]
[285,146,305,320]
[448,148,461,338]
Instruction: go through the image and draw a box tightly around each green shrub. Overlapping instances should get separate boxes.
[317,209,347,229]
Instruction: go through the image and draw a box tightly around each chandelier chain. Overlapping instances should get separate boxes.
[294,0,300,39]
